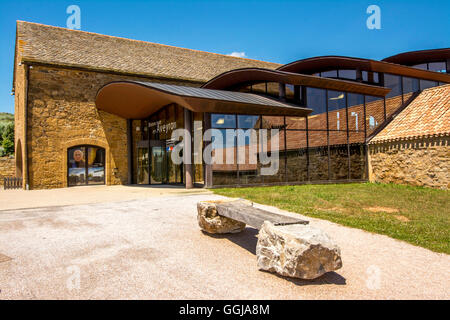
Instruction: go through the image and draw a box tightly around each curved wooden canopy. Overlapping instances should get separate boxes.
[277,56,450,83]
[202,68,391,97]
[382,48,450,66]
[95,81,312,119]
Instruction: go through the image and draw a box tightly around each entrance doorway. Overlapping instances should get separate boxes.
[136,140,183,185]
[150,146,165,184]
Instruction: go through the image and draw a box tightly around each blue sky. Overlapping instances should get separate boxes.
[0,0,449,114]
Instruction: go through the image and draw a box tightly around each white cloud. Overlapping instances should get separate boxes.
[227,51,247,58]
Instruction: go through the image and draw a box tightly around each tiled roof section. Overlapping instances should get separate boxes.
[15,21,281,83]
[370,84,450,143]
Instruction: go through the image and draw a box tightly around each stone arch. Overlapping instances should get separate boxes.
[62,138,111,187]
[15,139,23,178]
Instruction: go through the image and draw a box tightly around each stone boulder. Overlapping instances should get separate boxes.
[256,221,342,279]
[197,199,250,234]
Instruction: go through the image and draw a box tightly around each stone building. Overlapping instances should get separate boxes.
[12,21,450,190]
[368,85,449,189]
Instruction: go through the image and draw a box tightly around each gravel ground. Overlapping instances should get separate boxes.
[0,193,448,299]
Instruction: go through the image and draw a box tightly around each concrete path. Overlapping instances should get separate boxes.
[0,185,211,211]
[0,193,448,299]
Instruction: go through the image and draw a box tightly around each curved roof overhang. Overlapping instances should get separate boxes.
[95,81,312,119]
[202,68,391,97]
[382,48,450,66]
[277,56,450,83]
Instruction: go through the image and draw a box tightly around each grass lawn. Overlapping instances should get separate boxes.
[212,183,450,254]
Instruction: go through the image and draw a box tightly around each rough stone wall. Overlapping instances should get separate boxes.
[14,61,26,182]
[369,136,449,189]
[25,65,198,189]
[0,157,16,183]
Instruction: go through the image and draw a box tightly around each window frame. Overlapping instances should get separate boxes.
[67,144,106,187]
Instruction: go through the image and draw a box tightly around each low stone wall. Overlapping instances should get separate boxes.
[0,156,16,182]
[369,136,449,189]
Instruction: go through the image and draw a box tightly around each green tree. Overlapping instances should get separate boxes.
[0,123,5,145]
[2,122,14,155]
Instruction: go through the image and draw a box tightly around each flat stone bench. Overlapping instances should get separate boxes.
[216,200,309,230]
[197,199,342,280]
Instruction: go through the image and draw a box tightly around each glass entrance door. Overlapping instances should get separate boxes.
[137,147,149,184]
[151,146,166,184]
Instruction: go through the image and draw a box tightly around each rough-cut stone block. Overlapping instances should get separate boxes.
[256,221,342,279]
[197,199,250,234]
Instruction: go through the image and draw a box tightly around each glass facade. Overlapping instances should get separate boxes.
[128,56,447,188]
[384,74,403,118]
[206,66,446,186]
[210,108,369,185]
[413,61,448,73]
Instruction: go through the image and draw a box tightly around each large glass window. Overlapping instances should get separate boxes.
[420,80,438,90]
[211,124,238,186]
[307,88,326,130]
[403,77,419,94]
[308,131,328,181]
[413,62,447,73]
[286,116,306,130]
[238,115,259,129]
[238,128,261,185]
[384,74,403,118]
[261,126,285,183]
[307,88,326,115]
[365,96,384,135]
[349,138,366,180]
[347,93,364,132]
[321,70,338,78]
[428,62,446,73]
[412,63,427,70]
[68,145,105,186]
[329,132,348,181]
[286,131,307,182]
[338,69,357,80]
[207,86,375,186]
[327,90,347,131]
[211,114,236,128]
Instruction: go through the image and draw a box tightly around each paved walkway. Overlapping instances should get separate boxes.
[0,185,211,211]
[0,192,448,299]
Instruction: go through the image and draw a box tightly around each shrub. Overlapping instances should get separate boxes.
[2,122,14,155]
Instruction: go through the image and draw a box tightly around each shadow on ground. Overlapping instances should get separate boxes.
[202,228,347,287]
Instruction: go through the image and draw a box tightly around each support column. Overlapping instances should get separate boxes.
[184,108,193,189]
[127,119,133,184]
[204,112,213,188]
[279,83,286,101]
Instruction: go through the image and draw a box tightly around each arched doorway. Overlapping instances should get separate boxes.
[15,139,23,178]
[67,145,105,186]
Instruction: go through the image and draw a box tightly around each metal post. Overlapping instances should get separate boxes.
[204,113,213,188]
[326,90,331,181]
[184,108,193,189]
[345,93,350,180]
[127,119,133,184]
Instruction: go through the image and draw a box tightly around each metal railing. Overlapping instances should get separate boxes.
[3,177,23,190]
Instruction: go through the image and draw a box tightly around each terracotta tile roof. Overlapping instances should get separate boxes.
[370,84,450,143]
[15,21,281,83]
